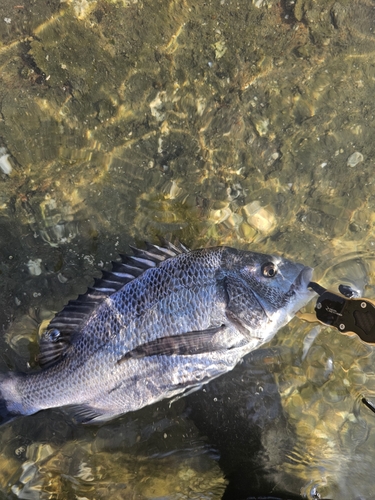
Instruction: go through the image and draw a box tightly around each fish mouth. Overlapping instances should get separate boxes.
[292,266,314,292]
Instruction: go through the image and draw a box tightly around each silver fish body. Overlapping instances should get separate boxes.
[0,244,314,424]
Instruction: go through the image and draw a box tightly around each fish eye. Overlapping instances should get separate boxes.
[261,262,277,278]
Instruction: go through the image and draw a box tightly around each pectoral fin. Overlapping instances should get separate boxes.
[118,325,225,363]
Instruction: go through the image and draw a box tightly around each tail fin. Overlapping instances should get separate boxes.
[0,374,21,426]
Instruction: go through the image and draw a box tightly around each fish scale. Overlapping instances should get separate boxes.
[0,244,314,425]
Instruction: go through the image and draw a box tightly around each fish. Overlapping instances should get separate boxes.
[0,243,314,425]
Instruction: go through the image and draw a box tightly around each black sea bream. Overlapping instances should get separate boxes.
[0,243,314,424]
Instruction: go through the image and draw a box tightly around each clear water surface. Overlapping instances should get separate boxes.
[1,0,375,498]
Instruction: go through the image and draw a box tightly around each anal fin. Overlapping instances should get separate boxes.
[118,325,225,363]
[62,404,108,424]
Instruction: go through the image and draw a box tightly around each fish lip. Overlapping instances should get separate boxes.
[292,266,314,291]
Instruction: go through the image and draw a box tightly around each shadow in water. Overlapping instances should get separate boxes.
[187,347,305,500]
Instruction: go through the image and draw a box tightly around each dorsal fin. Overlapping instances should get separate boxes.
[38,242,188,368]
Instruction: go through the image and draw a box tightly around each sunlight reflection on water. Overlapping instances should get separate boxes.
[1,0,375,498]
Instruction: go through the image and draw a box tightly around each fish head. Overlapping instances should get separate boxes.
[223,248,315,341]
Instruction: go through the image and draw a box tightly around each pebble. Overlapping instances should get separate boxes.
[168,181,181,200]
[27,259,42,276]
[243,201,275,233]
[254,118,269,137]
[210,205,231,224]
[57,273,68,283]
[253,0,272,7]
[212,40,227,59]
[0,147,12,175]
[347,151,363,167]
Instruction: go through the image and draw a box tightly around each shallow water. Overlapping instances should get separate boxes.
[1,0,375,498]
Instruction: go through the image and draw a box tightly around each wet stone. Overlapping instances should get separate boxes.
[331,2,348,29]
[347,151,364,167]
